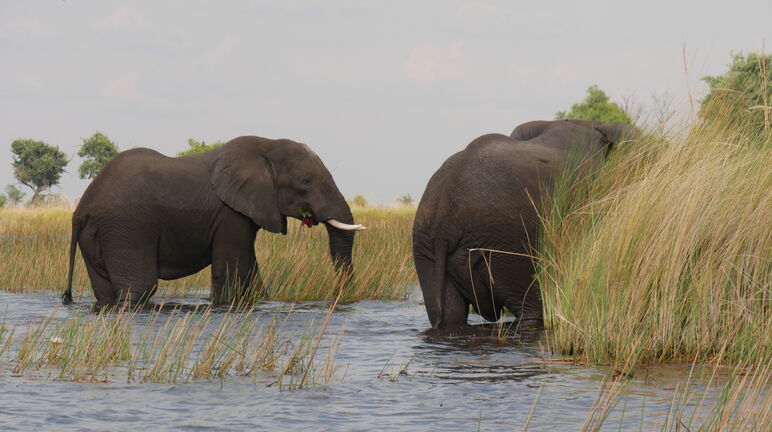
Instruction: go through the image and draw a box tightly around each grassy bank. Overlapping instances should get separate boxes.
[0,207,417,302]
[538,111,771,366]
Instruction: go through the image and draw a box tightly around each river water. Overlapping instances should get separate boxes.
[0,290,729,431]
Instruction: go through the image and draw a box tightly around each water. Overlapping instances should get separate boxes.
[0,291,730,431]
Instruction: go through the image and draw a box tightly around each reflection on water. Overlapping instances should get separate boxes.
[0,291,735,431]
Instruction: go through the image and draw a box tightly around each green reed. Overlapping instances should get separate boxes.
[537,102,771,367]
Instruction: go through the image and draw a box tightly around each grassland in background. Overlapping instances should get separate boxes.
[537,104,771,367]
[0,207,417,302]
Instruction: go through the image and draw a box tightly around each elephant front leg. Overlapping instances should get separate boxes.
[210,254,261,305]
[211,226,262,306]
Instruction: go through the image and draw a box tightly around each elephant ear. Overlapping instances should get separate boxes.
[211,143,285,233]
[593,123,639,156]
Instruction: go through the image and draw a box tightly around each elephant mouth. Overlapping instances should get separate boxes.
[296,206,367,231]
[297,206,315,227]
[297,206,367,231]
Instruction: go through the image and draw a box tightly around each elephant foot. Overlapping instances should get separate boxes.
[514,317,544,332]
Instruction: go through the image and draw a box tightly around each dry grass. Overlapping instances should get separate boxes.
[0,207,417,303]
[7,302,343,388]
[537,101,771,366]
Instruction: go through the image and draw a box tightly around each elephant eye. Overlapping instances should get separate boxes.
[301,177,312,186]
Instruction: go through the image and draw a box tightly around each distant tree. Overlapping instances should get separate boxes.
[351,194,368,207]
[177,139,225,156]
[0,194,5,208]
[4,185,25,206]
[10,139,68,206]
[40,192,69,207]
[556,85,632,124]
[78,132,119,179]
[701,52,772,135]
[396,194,413,206]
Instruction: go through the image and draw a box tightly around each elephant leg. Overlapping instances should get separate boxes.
[494,256,543,324]
[466,262,504,321]
[78,226,116,306]
[211,249,258,305]
[457,253,501,323]
[102,240,159,304]
[83,259,115,307]
[211,215,259,305]
[415,251,469,328]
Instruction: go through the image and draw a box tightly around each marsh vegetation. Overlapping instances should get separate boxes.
[0,207,416,302]
[1,103,769,430]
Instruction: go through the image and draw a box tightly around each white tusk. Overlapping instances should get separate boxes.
[326,219,367,231]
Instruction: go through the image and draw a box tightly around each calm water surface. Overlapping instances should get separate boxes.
[0,290,727,431]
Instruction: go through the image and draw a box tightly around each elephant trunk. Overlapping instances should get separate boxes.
[322,204,356,277]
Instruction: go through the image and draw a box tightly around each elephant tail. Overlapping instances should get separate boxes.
[62,218,82,305]
[432,239,449,327]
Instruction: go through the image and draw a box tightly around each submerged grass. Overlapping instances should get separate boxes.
[0,207,416,302]
[570,359,771,432]
[6,303,343,388]
[538,100,771,367]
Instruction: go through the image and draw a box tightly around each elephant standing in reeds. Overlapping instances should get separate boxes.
[62,136,365,307]
[413,120,638,329]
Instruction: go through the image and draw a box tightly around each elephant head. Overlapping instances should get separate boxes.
[511,119,639,158]
[210,136,364,273]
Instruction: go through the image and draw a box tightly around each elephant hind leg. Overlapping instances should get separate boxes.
[465,264,502,323]
[102,241,159,304]
[83,259,115,307]
[415,253,469,328]
[494,256,543,324]
[448,250,501,323]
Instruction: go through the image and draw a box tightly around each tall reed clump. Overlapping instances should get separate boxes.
[0,207,417,302]
[538,98,771,367]
[9,304,342,388]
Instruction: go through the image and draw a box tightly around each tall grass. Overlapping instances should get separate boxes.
[538,101,771,366]
[7,303,343,387]
[0,207,416,302]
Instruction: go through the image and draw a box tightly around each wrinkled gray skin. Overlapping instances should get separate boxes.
[413,120,638,329]
[62,136,356,306]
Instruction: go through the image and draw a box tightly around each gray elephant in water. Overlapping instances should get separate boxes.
[413,120,638,329]
[62,136,365,307]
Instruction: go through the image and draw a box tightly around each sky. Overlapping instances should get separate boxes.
[1,0,770,204]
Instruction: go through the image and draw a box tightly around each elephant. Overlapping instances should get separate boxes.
[61,135,365,307]
[413,119,638,329]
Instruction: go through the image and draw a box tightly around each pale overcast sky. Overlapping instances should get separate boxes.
[1,1,770,204]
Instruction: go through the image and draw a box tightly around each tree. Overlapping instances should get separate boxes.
[0,194,5,208]
[556,85,632,124]
[10,139,68,205]
[177,138,225,156]
[351,194,368,207]
[396,193,413,206]
[701,52,771,136]
[4,185,25,206]
[78,132,119,179]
